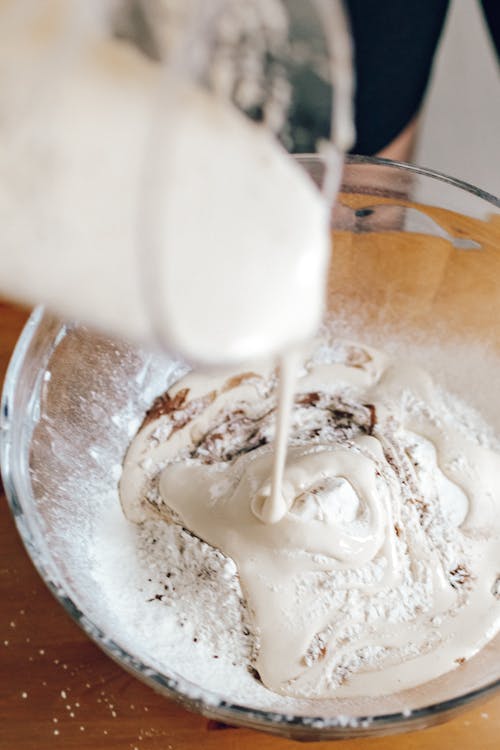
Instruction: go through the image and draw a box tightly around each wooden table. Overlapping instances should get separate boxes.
[1,300,499,750]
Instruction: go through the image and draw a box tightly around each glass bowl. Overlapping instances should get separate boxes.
[2,156,500,741]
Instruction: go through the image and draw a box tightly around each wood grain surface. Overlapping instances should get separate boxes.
[1,299,500,750]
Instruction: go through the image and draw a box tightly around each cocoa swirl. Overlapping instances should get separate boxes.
[120,341,500,698]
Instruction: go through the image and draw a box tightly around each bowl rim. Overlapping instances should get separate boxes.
[2,156,500,738]
[312,153,500,206]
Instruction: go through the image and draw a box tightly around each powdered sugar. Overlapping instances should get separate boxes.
[89,498,274,705]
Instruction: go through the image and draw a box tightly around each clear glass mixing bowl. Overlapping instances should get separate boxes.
[2,156,500,741]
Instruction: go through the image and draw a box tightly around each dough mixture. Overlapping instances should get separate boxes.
[119,339,500,699]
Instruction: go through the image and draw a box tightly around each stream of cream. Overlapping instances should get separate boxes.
[253,350,301,524]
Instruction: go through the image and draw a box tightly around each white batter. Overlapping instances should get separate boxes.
[120,340,500,698]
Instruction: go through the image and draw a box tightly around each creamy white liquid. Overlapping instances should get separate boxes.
[120,341,500,698]
[254,350,300,524]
